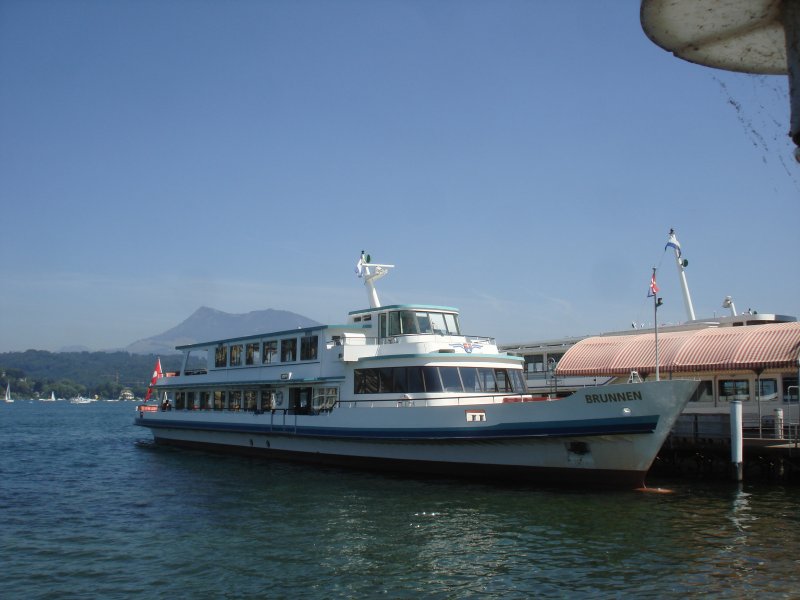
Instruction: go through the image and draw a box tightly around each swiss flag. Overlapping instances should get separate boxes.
[144,358,163,401]
[648,272,659,298]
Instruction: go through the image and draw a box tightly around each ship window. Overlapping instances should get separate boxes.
[185,349,209,374]
[300,336,318,361]
[393,367,408,393]
[355,369,379,394]
[416,312,432,333]
[429,313,447,335]
[314,387,338,411]
[421,366,443,392]
[388,311,401,336]
[510,370,527,392]
[263,340,278,364]
[440,368,463,393]
[290,387,312,414]
[185,391,196,409]
[246,343,260,365]
[198,391,210,410]
[400,311,418,334]
[259,390,273,411]
[495,369,513,393]
[380,313,387,338]
[230,344,243,367]
[175,391,185,410]
[378,367,393,393]
[215,346,228,368]
[407,367,424,393]
[444,313,459,335]
[281,338,297,362]
[478,368,497,392]
[459,367,482,393]
[213,390,225,410]
[244,390,257,411]
[229,390,242,411]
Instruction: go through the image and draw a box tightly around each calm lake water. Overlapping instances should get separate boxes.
[2,401,799,599]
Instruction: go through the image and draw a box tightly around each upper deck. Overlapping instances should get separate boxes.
[155,303,515,391]
[152,254,521,392]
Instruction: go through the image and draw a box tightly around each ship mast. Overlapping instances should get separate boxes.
[355,251,394,308]
[666,229,696,322]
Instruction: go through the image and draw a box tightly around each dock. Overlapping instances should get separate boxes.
[653,413,800,482]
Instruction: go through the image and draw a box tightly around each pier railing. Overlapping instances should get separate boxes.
[672,413,800,446]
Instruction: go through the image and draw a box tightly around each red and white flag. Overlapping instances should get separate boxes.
[648,272,659,298]
[144,358,163,401]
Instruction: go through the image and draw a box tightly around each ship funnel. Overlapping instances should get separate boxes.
[355,251,394,308]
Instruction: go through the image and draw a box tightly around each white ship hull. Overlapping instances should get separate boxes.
[136,379,697,487]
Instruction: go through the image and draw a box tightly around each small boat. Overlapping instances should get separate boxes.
[119,389,136,402]
[41,391,56,402]
[4,383,12,403]
[136,253,699,488]
[70,395,94,404]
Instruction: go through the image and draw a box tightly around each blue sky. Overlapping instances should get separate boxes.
[0,0,797,353]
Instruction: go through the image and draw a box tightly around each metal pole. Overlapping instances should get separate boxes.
[756,370,763,439]
[653,267,660,382]
[669,231,696,321]
[731,399,744,482]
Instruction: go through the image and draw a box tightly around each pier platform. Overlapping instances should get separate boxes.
[652,413,800,482]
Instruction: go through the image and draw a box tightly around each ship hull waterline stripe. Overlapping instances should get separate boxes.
[149,436,649,488]
[135,415,659,440]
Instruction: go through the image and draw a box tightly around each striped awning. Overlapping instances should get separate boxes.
[555,322,800,377]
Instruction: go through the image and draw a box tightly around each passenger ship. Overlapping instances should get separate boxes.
[135,253,699,488]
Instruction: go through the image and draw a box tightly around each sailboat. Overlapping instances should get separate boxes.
[4,383,13,403]
[41,391,56,402]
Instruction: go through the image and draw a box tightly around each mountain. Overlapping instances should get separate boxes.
[125,307,321,355]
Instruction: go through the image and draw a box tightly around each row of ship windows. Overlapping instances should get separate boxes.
[212,335,319,368]
[170,387,338,412]
[354,366,527,395]
[351,310,461,337]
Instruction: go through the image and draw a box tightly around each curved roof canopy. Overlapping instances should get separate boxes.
[640,0,788,74]
[556,322,800,377]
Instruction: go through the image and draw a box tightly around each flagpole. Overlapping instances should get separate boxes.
[652,267,660,382]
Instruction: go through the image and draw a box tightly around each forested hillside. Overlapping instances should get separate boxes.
[0,350,183,399]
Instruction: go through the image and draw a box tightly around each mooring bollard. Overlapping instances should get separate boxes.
[731,399,743,482]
